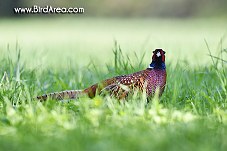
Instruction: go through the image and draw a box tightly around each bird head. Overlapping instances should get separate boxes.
[148,49,166,69]
[152,49,165,62]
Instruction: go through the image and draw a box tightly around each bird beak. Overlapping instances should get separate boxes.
[156,51,161,57]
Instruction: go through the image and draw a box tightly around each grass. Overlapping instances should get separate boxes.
[0,18,227,67]
[0,18,227,151]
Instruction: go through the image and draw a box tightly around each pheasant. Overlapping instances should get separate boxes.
[36,49,166,101]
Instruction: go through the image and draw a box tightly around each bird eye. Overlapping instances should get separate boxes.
[163,51,166,54]
[153,51,155,53]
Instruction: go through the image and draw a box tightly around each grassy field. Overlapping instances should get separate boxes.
[0,18,226,68]
[0,18,227,151]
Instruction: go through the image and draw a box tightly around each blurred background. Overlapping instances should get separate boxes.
[0,0,227,18]
[0,0,226,69]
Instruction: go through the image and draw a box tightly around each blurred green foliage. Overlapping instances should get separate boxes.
[0,38,226,151]
[0,0,227,17]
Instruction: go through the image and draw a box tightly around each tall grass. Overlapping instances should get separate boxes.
[0,40,227,151]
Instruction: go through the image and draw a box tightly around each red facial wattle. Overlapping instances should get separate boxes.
[160,50,165,62]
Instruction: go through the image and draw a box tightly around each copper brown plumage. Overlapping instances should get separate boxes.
[36,49,167,101]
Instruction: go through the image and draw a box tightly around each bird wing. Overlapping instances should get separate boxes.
[100,83,129,99]
[100,70,147,99]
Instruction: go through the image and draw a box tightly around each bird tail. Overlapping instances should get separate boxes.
[36,90,83,101]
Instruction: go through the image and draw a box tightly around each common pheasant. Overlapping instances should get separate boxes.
[36,49,166,101]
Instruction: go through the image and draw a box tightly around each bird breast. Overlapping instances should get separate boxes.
[146,69,166,96]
